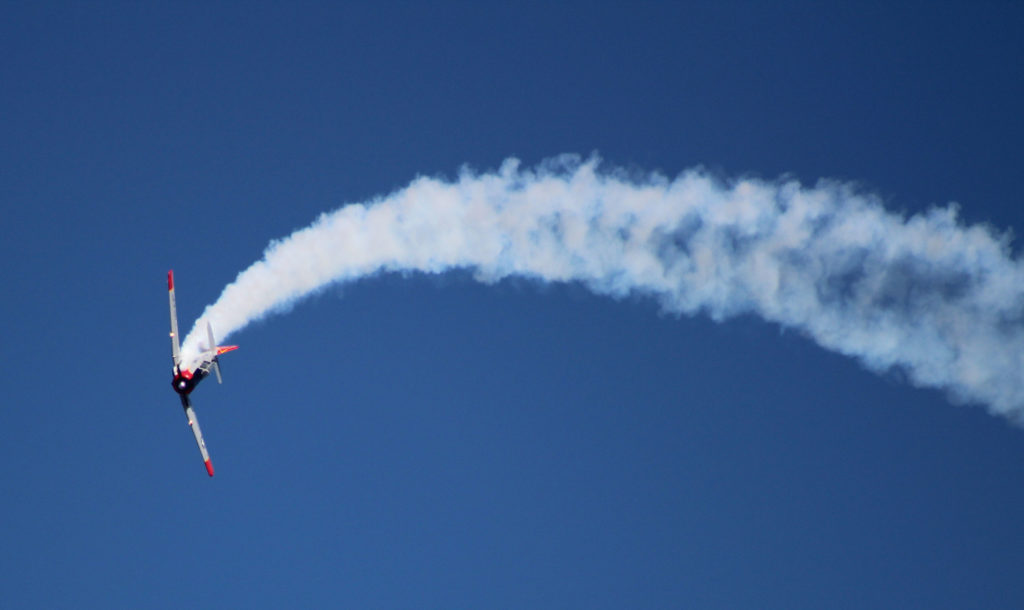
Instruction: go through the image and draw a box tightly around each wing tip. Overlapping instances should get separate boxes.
[168,270,174,291]
[205,459,214,477]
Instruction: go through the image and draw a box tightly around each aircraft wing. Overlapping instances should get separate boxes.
[180,394,215,477]
[168,270,181,367]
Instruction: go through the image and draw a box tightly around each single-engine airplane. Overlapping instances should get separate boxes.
[168,270,238,477]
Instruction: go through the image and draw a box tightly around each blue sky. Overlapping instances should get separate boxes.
[2,2,1024,608]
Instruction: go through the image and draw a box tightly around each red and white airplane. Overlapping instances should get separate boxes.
[168,270,238,477]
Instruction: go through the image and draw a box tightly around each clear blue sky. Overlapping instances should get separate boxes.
[2,2,1023,608]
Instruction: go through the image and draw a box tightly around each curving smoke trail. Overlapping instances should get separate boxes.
[181,155,1024,421]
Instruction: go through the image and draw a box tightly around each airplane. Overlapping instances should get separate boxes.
[168,270,238,477]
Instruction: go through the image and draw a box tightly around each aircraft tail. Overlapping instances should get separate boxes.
[207,322,223,384]
[205,322,239,383]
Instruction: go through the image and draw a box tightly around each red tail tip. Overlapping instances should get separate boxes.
[168,270,174,291]
[205,460,214,477]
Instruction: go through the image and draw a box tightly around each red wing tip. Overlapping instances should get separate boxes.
[205,460,214,477]
[216,345,239,355]
[168,270,174,291]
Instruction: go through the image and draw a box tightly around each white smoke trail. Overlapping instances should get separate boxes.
[181,155,1024,421]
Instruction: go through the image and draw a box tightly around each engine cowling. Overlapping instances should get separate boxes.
[172,369,199,395]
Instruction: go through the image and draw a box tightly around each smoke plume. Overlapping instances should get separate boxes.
[181,156,1024,421]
